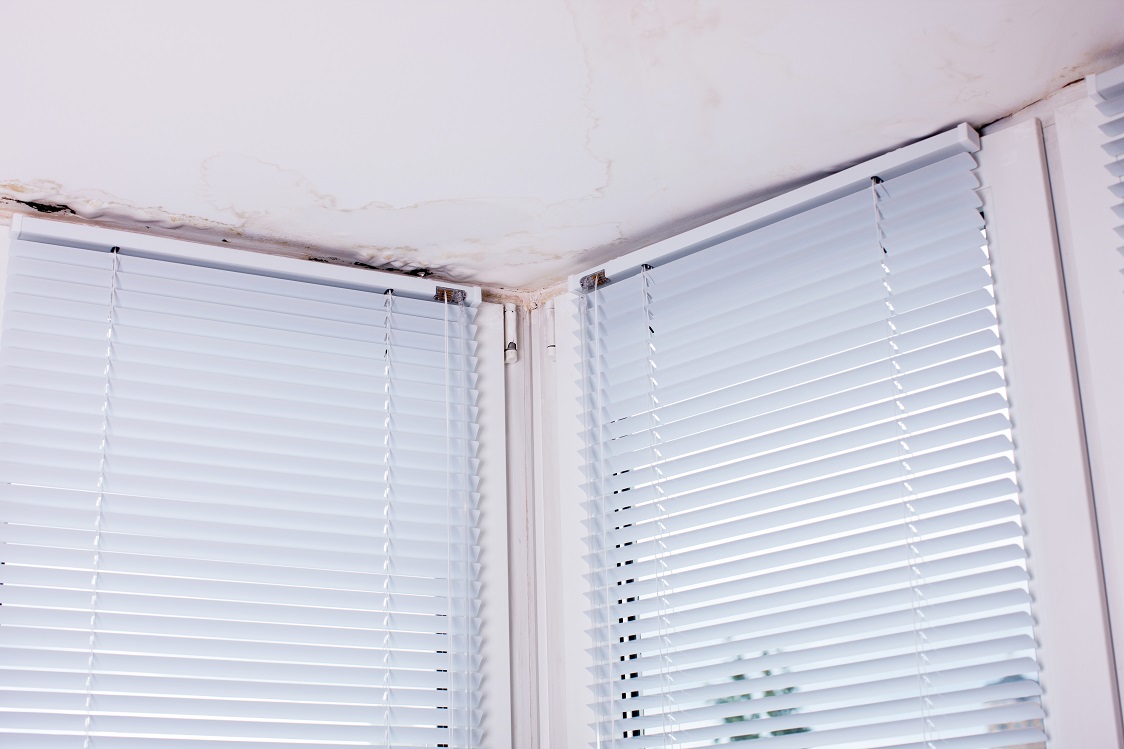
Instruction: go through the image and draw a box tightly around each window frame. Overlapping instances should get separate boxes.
[536,120,1123,748]
[1044,84,1124,713]
[0,217,514,748]
[974,118,1122,745]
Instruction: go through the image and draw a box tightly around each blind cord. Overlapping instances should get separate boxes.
[458,299,474,749]
[444,295,456,749]
[640,266,675,748]
[872,177,936,748]
[82,247,120,749]
[381,289,394,749]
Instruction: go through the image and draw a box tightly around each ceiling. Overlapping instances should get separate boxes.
[3,1,1123,292]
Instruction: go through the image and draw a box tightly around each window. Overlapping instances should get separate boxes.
[0,217,507,748]
[577,132,1045,747]
[3,99,1122,749]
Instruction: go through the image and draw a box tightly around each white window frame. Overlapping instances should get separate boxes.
[0,217,515,748]
[534,120,1124,747]
[974,118,1121,745]
[1041,86,1124,710]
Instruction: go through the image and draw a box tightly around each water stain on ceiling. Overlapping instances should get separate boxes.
[2,0,1123,291]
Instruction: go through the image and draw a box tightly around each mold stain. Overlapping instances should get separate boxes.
[2,198,76,215]
[0,179,481,284]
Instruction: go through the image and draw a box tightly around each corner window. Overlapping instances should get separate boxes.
[576,143,1044,747]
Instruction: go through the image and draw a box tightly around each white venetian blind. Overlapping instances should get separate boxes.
[1092,62,1124,241]
[580,150,1045,748]
[0,238,483,748]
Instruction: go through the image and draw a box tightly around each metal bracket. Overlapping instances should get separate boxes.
[579,270,608,292]
[503,303,519,364]
[434,287,467,304]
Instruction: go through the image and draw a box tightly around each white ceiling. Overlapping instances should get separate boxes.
[3,1,1123,291]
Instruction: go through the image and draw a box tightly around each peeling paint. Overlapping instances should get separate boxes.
[2,198,75,215]
[0,180,230,232]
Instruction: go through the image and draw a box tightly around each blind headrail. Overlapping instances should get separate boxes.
[10,213,482,305]
[568,122,979,293]
[1089,62,1124,103]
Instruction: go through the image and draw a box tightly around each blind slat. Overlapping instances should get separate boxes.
[0,241,486,745]
[580,150,1041,747]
